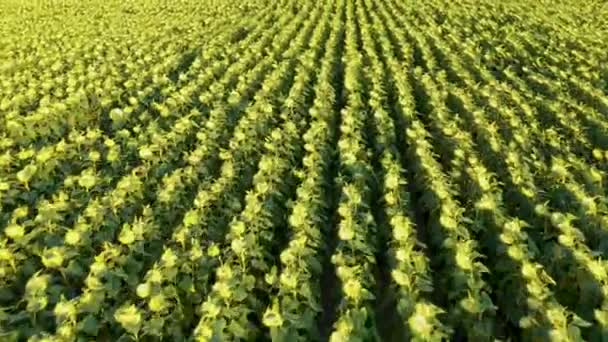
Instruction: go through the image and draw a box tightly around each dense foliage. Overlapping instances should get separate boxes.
[1,0,607,340]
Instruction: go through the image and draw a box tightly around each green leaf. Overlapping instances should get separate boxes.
[78,314,99,335]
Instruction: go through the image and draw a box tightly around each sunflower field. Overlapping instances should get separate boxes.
[1,0,608,341]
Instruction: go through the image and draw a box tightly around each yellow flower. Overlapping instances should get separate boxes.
[114,304,142,335]
[136,283,151,298]
[41,247,65,269]
[5,224,25,240]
